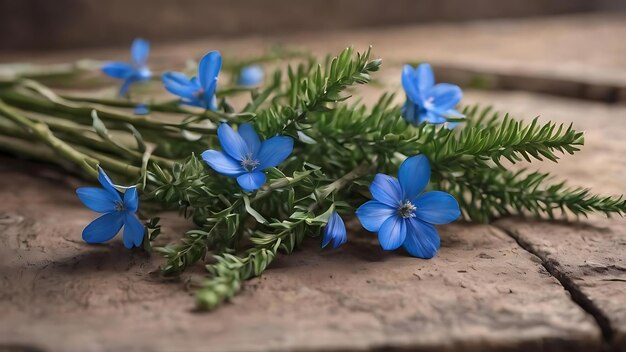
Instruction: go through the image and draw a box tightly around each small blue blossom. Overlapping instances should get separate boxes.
[133,103,149,115]
[355,155,460,259]
[76,167,144,249]
[101,38,152,96]
[322,211,347,249]
[202,123,293,192]
[237,65,264,86]
[401,63,463,126]
[162,51,222,110]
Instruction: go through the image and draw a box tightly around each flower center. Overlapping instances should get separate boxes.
[397,201,416,218]
[136,67,152,80]
[193,88,205,98]
[115,201,126,212]
[241,153,260,172]
[423,96,435,109]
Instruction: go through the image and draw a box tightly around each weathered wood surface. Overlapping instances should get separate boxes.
[4,0,617,51]
[0,163,603,352]
[1,13,626,352]
[4,13,626,101]
[466,90,626,351]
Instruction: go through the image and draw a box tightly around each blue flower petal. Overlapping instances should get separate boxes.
[401,65,421,104]
[420,110,448,124]
[131,38,150,67]
[401,99,419,125]
[199,51,222,92]
[165,71,193,85]
[118,77,135,96]
[205,77,218,100]
[238,65,264,86]
[427,83,462,111]
[82,212,125,244]
[205,93,218,111]
[76,187,118,213]
[123,187,138,213]
[413,191,461,224]
[236,172,267,192]
[257,136,294,170]
[398,154,430,200]
[218,123,250,161]
[122,212,144,249]
[162,72,200,100]
[378,215,406,250]
[238,123,261,156]
[322,211,347,249]
[201,150,244,176]
[180,98,204,108]
[446,122,460,129]
[416,63,435,98]
[97,167,121,201]
[403,218,440,259]
[444,108,464,118]
[101,62,133,79]
[370,174,402,207]
[355,200,396,232]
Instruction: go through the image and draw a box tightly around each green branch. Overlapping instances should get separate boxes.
[0,99,100,177]
[440,168,626,222]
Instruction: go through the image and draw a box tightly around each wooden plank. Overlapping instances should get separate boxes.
[468,90,626,351]
[2,15,626,351]
[0,161,602,351]
[0,0,617,51]
[496,218,626,351]
[5,14,626,103]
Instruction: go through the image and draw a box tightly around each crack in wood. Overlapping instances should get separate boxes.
[494,223,617,351]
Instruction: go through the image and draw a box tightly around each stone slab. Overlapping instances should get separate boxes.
[496,218,626,351]
[4,13,626,101]
[0,161,602,351]
[2,15,626,351]
[462,91,626,351]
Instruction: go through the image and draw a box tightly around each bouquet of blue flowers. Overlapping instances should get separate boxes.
[0,39,624,310]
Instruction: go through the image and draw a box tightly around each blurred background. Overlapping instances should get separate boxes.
[1,0,626,51]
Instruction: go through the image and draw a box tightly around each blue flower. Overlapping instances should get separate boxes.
[101,38,152,96]
[162,51,222,110]
[237,65,264,86]
[355,155,460,259]
[76,167,145,249]
[401,63,463,126]
[202,123,293,192]
[322,211,347,249]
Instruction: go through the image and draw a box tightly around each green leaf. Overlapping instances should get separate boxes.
[305,203,335,225]
[126,123,147,153]
[243,194,268,224]
[91,109,109,139]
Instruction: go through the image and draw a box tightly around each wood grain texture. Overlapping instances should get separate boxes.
[2,13,626,351]
[0,163,601,351]
[1,0,621,50]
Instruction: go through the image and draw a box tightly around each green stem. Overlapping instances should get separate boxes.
[0,135,61,165]
[319,161,373,198]
[0,100,142,178]
[73,145,142,177]
[0,89,217,135]
[47,121,175,169]
[0,99,99,177]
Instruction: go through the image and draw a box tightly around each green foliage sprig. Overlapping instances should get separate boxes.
[0,46,623,311]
